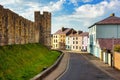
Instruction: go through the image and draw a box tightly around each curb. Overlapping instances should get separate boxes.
[30,51,64,80]
[56,53,70,80]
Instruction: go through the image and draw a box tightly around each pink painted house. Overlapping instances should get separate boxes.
[80,32,89,51]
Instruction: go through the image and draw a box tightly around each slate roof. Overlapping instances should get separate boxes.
[54,28,76,36]
[68,32,88,37]
[89,14,120,28]
[68,33,81,37]
[67,30,83,37]
[98,38,120,51]
[54,28,70,34]
[80,32,89,37]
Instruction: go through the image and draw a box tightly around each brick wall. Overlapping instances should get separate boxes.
[114,52,120,70]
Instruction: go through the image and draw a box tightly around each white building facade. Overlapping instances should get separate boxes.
[66,32,88,51]
[88,14,120,58]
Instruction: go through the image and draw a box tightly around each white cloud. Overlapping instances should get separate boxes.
[82,0,93,2]
[0,0,21,5]
[70,0,120,25]
[52,0,120,33]
[74,1,107,19]
[69,0,93,6]
[0,0,66,21]
[19,0,65,21]
[43,0,65,12]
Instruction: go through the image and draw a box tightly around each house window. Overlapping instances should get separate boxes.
[82,46,84,49]
[73,46,74,49]
[79,46,81,49]
[54,40,55,43]
[73,37,74,40]
[68,37,69,40]
[76,46,78,49]
[82,40,84,44]
[56,44,57,47]
[76,37,78,40]
[76,41,78,44]
[56,40,57,43]
[56,36,57,38]
[68,46,69,48]
[73,41,75,44]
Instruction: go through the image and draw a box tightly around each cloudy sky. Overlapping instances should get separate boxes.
[0,0,120,33]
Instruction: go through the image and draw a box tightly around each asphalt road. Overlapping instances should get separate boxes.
[58,53,115,80]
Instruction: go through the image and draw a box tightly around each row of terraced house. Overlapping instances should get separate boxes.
[88,13,120,70]
[51,27,89,51]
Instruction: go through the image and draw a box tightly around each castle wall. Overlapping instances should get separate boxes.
[0,5,8,45]
[0,5,51,47]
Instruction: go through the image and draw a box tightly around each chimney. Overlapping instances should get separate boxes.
[61,27,64,32]
[71,29,74,34]
[77,30,82,34]
[110,13,115,16]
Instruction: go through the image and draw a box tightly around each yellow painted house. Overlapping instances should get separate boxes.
[52,27,75,50]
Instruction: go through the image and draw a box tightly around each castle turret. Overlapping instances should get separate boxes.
[34,11,41,43]
[34,11,51,48]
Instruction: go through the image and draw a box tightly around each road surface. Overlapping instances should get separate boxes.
[58,53,115,80]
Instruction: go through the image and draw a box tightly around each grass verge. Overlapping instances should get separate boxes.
[0,43,61,80]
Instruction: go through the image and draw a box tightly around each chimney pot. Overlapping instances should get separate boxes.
[110,13,115,16]
[61,27,64,32]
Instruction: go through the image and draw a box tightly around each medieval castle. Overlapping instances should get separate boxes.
[0,5,51,47]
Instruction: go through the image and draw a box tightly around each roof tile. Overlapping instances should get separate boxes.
[98,38,120,51]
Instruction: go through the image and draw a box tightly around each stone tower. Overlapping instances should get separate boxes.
[34,11,51,48]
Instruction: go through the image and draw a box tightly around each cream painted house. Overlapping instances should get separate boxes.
[52,27,74,49]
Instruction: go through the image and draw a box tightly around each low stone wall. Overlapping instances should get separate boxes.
[114,52,120,70]
[30,51,64,80]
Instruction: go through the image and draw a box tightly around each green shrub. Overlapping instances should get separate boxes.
[114,44,120,52]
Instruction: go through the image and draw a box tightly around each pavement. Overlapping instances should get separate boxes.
[43,51,120,80]
[43,51,69,80]
[81,53,120,80]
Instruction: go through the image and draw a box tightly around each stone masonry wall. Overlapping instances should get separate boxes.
[0,5,51,47]
[35,11,51,48]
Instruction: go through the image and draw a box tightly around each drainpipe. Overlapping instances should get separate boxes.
[117,24,118,38]
[112,37,114,67]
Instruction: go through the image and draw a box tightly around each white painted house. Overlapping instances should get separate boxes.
[88,13,120,58]
[66,31,89,51]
